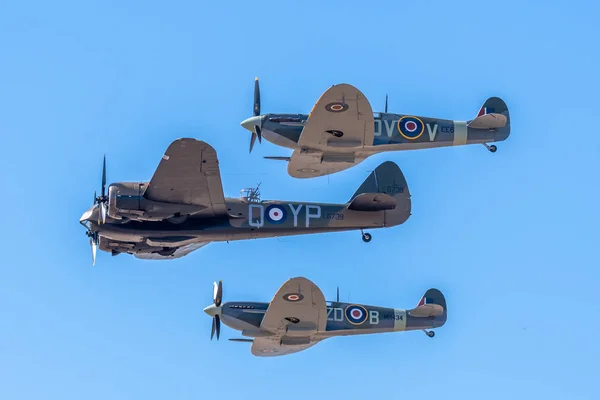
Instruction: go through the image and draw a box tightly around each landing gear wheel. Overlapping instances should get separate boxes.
[488,145,497,153]
[427,331,435,338]
[362,233,372,243]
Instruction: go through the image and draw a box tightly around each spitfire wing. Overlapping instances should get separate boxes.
[260,277,327,334]
[144,138,227,217]
[287,150,368,179]
[299,84,374,149]
[250,337,320,357]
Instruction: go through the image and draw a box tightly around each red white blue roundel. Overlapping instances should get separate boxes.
[345,305,368,325]
[266,205,287,224]
[398,116,424,140]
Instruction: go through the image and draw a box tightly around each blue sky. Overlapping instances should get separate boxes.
[1,0,599,398]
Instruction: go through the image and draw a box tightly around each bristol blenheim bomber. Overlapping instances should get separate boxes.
[241,78,511,178]
[203,277,447,357]
[79,139,411,264]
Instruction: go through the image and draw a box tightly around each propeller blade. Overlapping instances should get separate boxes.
[253,77,260,116]
[94,190,97,204]
[101,154,106,198]
[254,125,262,143]
[211,317,216,340]
[100,203,107,224]
[213,280,223,307]
[250,131,257,153]
[215,314,221,340]
[90,237,97,266]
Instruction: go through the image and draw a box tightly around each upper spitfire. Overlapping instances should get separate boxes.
[241,78,511,178]
[79,138,412,264]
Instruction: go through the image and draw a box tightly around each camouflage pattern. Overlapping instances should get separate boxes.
[252,96,510,151]
[79,140,411,261]
[205,277,447,357]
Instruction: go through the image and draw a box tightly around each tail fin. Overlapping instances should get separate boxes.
[409,289,447,325]
[468,97,511,141]
[348,161,411,225]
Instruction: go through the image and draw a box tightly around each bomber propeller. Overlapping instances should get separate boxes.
[93,155,108,224]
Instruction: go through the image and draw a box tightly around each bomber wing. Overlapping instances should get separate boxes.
[144,138,227,217]
[133,242,210,260]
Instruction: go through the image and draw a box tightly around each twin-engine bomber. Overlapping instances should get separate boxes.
[79,138,411,264]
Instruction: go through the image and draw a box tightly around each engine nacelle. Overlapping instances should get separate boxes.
[107,182,204,223]
[107,182,147,221]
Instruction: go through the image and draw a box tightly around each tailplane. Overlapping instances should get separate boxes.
[408,289,447,324]
[467,97,511,141]
[348,161,411,225]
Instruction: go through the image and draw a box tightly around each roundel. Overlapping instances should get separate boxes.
[345,304,369,325]
[398,116,424,140]
[265,205,287,224]
[283,293,304,302]
[324,102,349,113]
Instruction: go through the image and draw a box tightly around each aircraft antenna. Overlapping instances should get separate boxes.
[385,94,388,113]
[336,286,339,302]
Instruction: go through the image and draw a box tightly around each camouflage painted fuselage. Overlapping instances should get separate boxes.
[218,298,447,338]
[258,110,510,152]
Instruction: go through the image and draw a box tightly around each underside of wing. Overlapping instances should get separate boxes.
[250,337,320,357]
[299,84,374,149]
[287,150,367,179]
[260,277,327,334]
[133,241,210,260]
[144,138,227,217]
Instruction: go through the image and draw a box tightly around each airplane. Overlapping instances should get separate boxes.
[203,277,447,357]
[240,78,511,178]
[79,138,412,264]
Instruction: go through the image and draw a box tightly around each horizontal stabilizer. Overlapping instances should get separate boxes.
[229,338,254,343]
[408,288,446,318]
[468,113,507,129]
[264,156,291,161]
[348,193,397,211]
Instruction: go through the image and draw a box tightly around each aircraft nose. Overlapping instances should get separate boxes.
[240,116,262,132]
[203,304,220,317]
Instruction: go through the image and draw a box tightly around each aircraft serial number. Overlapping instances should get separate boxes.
[383,313,403,321]
[324,213,344,220]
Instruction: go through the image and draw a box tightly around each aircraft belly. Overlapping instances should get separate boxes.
[260,128,298,149]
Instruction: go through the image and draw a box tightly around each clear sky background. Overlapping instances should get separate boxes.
[1,1,599,399]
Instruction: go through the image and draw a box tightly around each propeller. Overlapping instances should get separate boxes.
[86,230,99,266]
[93,155,108,224]
[209,280,223,340]
[249,77,262,153]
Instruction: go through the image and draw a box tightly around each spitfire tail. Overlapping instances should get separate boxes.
[468,97,511,141]
[348,161,411,226]
[407,289,447,327]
